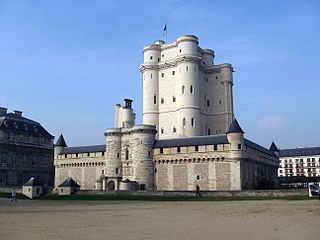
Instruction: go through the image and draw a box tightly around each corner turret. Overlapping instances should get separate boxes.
[227,119,244,158]
[270,141,279,157]
[54,134,67,159]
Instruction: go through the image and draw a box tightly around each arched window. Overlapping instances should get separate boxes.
[161,128,164,134]
[183,118,186,127]
[172,96,176,102]
[182,85,185,94]
[191,118,195,127]
[161,98,164,104]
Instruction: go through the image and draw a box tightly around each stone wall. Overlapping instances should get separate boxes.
[155,160,239,191]
[54,155,105,190]
[73,189,308,197]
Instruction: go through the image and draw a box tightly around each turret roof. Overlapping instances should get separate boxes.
[58,177,80,188]
[23,177,43,186]
[56,134,67,147]
[227,119,244,134]
[270,142,279,152]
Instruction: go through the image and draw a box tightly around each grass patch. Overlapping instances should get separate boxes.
[41,194,312,201]
[0,192,29,199]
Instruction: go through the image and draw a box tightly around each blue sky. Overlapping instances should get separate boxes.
[0,0,319,149]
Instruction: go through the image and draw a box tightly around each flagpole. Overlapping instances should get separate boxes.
[166,21,167,43]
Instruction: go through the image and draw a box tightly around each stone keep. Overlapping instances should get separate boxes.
[140,35,234,139]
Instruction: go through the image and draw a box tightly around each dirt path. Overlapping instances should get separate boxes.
[0,198,319,240]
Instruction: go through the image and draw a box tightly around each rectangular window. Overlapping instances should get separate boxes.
[177,147,180,153]
[195,146,198,152]
[214,144,218,151]
[154,95,157,104]
[0,172,6,184]
[32,157,36,166]
[207,100,210,107]
[125,149,129,160]
[115,168,119,174]
[161,73,164,78]
[238,144,242,150]
[160,148,163,154]
[172,71,175,75]
[87,153,90,157]
[1,153,8,166]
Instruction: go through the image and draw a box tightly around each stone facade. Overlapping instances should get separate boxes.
[140,35,233,139]
[54,144,106,190]
[54,35,279,191]
[0,108,54,188]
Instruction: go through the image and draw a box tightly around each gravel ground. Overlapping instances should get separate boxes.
[0,198,319,240]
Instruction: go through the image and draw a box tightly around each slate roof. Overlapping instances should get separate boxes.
[270,142,279,152]
[0,113,53,137]
[56,134,67,147]
[23,177,43,186]
[60,144,106,154]
[279,147,320,158]
[154,135,275,156]
[227,119,244,134]
[58,177,80,188]
[244,139,276,157]
[154,134,229,148]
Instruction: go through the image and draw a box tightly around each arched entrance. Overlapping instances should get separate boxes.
[106,180,115,190]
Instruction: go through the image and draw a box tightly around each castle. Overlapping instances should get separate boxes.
[54,35,279,191]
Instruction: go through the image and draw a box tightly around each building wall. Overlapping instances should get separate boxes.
[0,111,54,188]
[153,141,278,191]
[54,152,105,190]
[141,35,234,139]
[105,125,157,190]
[278,155,320,177]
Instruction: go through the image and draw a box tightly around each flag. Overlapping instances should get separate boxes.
[163,23,167,38]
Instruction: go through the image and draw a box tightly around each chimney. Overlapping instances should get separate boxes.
[0,107,7,116]
[14,110,22,117]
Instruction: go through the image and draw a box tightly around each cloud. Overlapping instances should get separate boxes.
[257,114,289,130]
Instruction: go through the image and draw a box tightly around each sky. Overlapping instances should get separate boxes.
[0,0,319,149]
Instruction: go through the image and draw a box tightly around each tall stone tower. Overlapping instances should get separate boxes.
[140,35,234,139]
